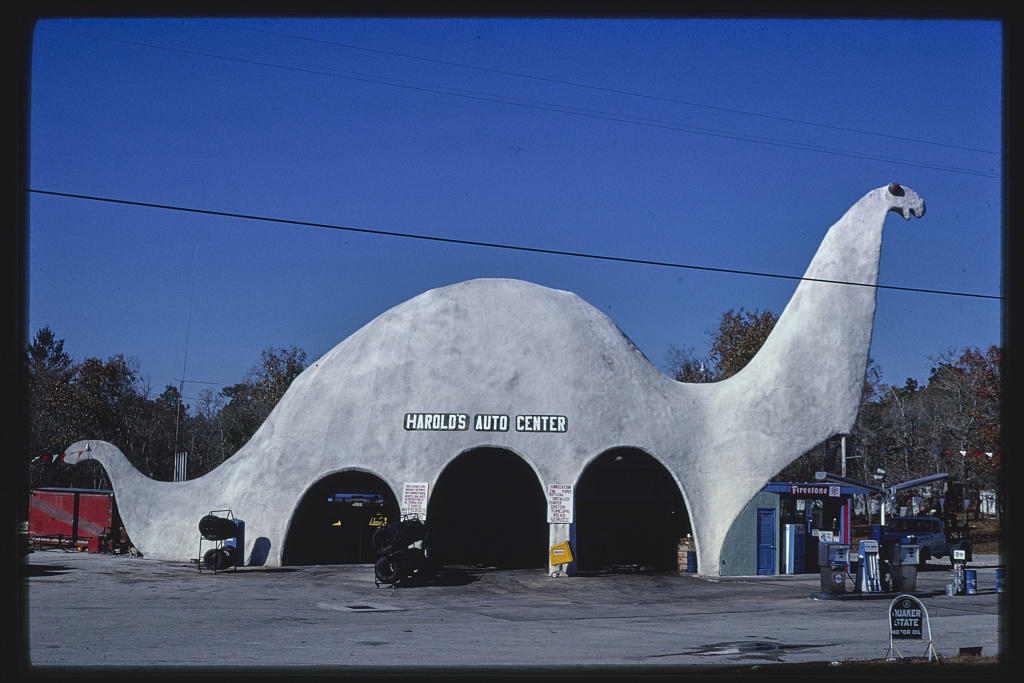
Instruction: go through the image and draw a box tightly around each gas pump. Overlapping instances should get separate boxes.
[857,539,882,592]
[890,541,920,592]
[818,542,851,595]
[814,469,949,596]
[952,547,968,595]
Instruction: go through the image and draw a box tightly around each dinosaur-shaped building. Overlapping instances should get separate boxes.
[63,183,925,576]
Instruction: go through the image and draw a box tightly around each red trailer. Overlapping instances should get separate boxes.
[28,488,128,553]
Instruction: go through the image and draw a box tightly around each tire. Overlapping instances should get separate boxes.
[375,555,402,584]
[371,527,392,555]
[203,546,238,571]
[373,520,426,556]
[218,544,238,569]
[390,519,426,548]
[202,548,221,571]
[198,515,238,541]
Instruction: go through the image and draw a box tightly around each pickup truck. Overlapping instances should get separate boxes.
[883,516,973,566]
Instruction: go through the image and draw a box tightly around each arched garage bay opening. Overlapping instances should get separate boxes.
[426,448,547,569]
[575,448,692,572]
[282,471,400,566]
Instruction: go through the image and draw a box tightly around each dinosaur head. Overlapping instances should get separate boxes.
[885,183,926,221]
[62,441,93,464]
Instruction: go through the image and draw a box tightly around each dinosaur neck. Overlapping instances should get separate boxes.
[67,439,153,493]
[718,185,923,451]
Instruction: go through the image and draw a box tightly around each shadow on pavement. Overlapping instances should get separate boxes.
[388,565,484,587]
[21,562,75,578]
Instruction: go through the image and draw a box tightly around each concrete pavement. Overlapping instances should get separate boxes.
[20,549,1005,674]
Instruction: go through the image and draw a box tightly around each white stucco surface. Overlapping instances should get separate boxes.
[65,184,925,576]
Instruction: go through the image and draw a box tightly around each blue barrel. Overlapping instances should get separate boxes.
[995,568,1005,593]
[686,550,697,573]
[965,569,977,595]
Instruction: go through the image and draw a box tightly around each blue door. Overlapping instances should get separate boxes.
[757,508,776,575]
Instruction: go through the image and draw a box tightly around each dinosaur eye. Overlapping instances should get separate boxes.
[888,183,903,195]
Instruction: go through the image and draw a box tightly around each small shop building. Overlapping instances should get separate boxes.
[720,481,872,576]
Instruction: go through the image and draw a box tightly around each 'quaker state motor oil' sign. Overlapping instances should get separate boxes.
[890,595,925,639]
[886,594,936,660]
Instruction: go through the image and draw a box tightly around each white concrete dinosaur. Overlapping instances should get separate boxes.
[63,183,925,575]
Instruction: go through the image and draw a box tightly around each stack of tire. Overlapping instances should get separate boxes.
[373,518,427,586]
[198,515,239,571]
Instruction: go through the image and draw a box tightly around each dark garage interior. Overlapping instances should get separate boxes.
[282,470,400,566]
[426,448,548,569]
[574,448,692,572]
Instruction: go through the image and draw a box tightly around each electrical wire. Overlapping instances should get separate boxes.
[27,188,1005,301]
[198,18,1000,157]
[35,24,1001,179]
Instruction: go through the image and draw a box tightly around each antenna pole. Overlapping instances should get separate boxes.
[173,245,199,469]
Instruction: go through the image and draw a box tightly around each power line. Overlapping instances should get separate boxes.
[35,25,1001,179]
[27,188,1004,301]
[200,19,999,157]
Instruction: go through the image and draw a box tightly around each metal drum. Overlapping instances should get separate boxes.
[965,569,977,595]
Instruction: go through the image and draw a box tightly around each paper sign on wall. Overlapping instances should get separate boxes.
[547,484,574,523]
[401,482,428,520]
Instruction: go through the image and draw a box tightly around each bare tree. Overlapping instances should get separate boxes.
[921,346,1002,522]
[663,344,712,383]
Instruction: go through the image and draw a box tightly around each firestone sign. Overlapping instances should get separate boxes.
[404,413,568,433]
[789,484,841,498]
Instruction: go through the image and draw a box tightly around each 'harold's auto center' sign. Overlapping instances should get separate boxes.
[404,413,567,433]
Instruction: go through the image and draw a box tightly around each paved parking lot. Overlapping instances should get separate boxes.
[20,549,1005,674]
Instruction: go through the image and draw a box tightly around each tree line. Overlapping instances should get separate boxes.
[25,325,307,490]
[25,315,1002,522]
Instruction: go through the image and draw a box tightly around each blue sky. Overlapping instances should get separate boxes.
[27,17,1003,407]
